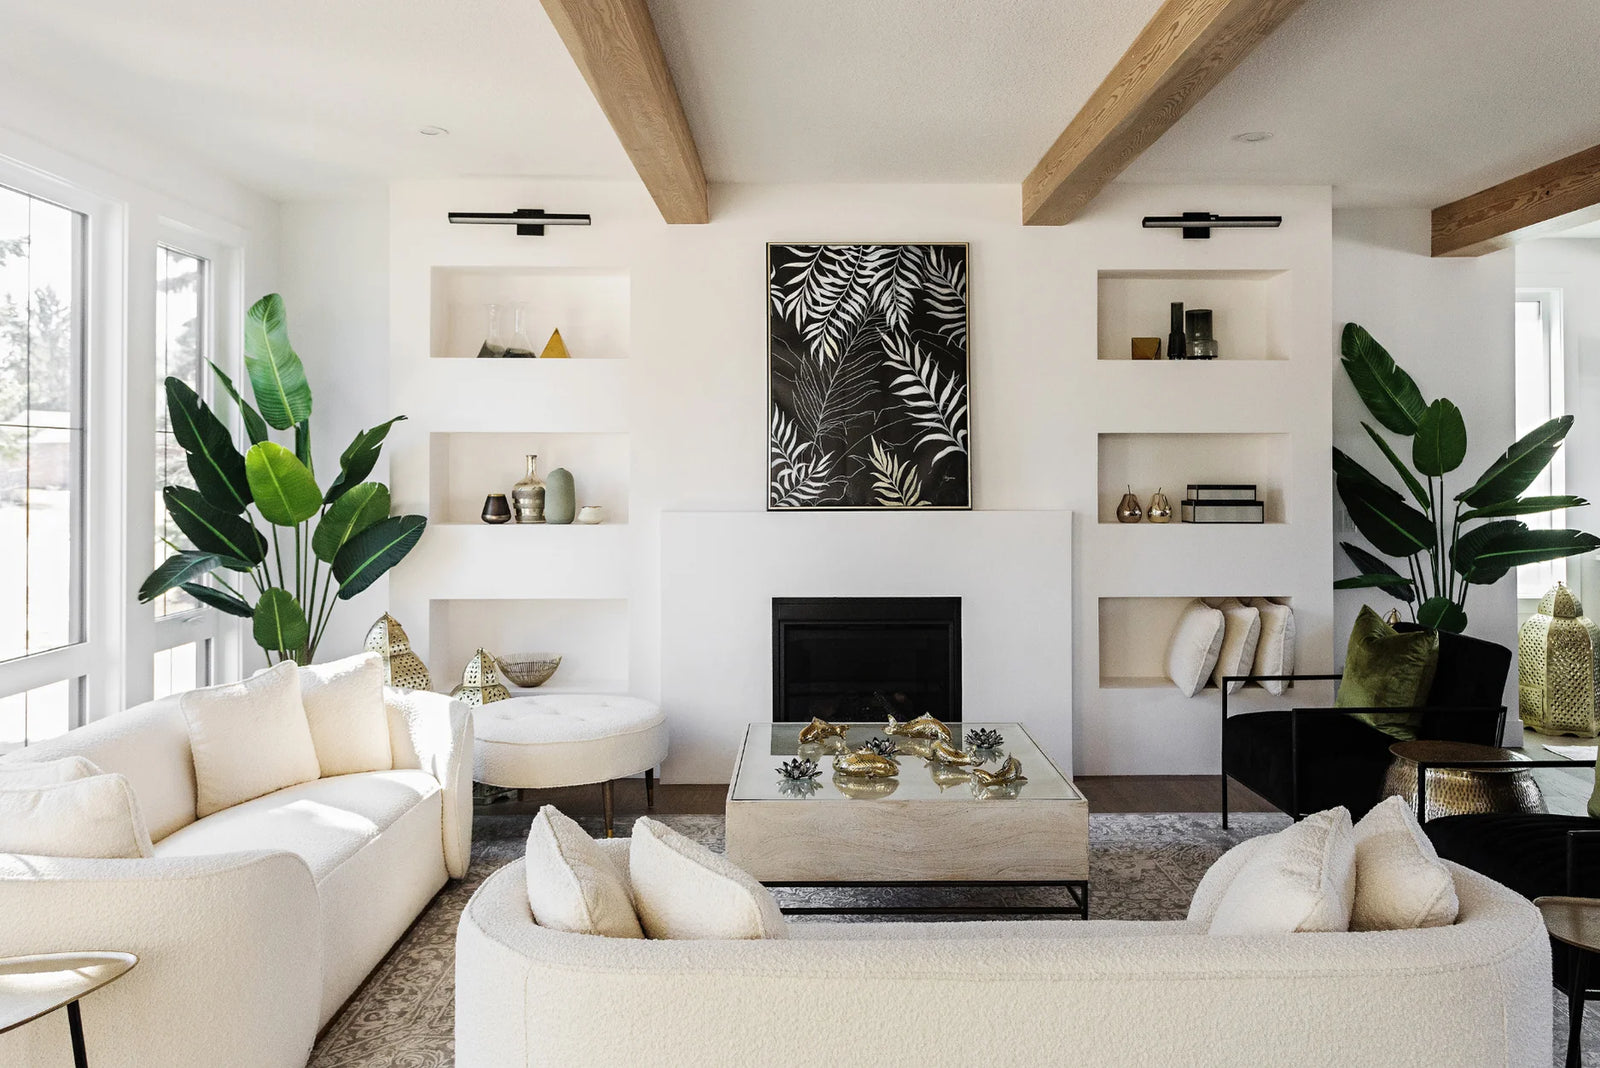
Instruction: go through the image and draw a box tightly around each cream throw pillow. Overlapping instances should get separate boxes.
[1210,598,1262,695]
[524,806,642,938]
[1245,598,1297,696]
[1209,807,1356,936]
[1186,834,1271,924]
[1350,795,1459,931]
[299,653,393,777]
[0,774,154,858]
[629,816,787,940]
[1167,600,1226,698]
[0,755,102,786]
[182,662,321,817]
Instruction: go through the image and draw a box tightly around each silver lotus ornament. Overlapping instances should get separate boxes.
[778,777,822,798]
[965,727,1005,751]
[777,757,821,782]
[861,736,899,757]
[884,713,953,743]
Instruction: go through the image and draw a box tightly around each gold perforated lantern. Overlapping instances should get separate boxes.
[364,613,433,691]
[449,649,511,707]
[1519,583,1600,737]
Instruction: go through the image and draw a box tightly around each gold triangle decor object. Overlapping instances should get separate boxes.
[364,613,433,691]
[450,648,512,707]
[539,328,570,359]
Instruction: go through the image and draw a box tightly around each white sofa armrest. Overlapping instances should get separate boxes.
[386,688,473,878]
[0,850,321,1068]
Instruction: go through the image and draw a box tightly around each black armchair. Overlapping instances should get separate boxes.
[1220,624,1512,827]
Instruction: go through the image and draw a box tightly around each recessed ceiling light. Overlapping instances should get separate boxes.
[1231,131,1273,143]
[419,126,449,137]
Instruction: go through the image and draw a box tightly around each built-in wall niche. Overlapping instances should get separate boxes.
[429,267,629,360]
[427,598,629,695]
[1097,432,1289,524]
[1097,270,1290,361]
[429,431,629,525]
[1098,596,1293,689]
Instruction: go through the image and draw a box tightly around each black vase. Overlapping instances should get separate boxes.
[1168,301,1187,360]
[481,493,512,524]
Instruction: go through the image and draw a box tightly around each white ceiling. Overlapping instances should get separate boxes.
[2,0,1599,213]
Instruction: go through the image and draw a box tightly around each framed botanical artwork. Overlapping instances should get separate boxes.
[767,242,970,510]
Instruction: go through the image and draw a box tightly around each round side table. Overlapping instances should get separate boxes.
[1384,740,1546,821]
[1537,897,1600,1068]
[0,952,137,1068]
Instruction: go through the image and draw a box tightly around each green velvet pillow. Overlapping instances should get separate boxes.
[1336,605,1440,741]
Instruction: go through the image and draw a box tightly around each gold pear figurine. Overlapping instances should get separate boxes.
[926,739,984,767]
[833,748,900,778]
[798,717,850,745]
[364,613,433,690]
[539,328,570,359]
[971,755,1028,788]
[1147,487,1173,524]
[449,648,511,707]
[1116,485,1143,523]
[884,712,953,743]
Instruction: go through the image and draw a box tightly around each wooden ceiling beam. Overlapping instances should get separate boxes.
[540,0,709,224]
[1431,144,1600,256]
[1022,0,1306,226]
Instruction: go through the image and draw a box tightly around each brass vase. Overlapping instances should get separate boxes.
[1147,488,1173,523]
[511,454,546,523]
[1116,485,1143,523]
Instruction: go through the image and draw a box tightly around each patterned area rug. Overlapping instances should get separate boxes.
[309,809,1590,1067]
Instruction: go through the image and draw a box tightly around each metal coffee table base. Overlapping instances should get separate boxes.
[766,879,1090,919]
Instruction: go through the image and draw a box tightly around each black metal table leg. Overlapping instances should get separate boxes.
[66,1000,87,1068]
[1569,949,1589,1068]
[645,768,655,810]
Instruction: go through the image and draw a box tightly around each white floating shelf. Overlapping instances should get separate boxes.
[402,523,632,600]
[394,358,629,435]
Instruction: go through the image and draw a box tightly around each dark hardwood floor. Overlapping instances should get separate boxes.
[491,776,1277,818]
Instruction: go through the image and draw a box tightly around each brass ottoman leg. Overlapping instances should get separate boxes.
[602,780,616,837]
[645,768,656,810]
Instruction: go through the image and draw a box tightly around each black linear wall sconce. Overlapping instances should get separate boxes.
[446,208,592,236]
[1141,211,1282,239]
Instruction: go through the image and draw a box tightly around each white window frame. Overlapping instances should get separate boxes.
[1514,287,1569,608]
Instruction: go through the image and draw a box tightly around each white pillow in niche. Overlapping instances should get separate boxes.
[1166,600,1226,698]
[1211,598,1262,695]
[1245,598,1297,696]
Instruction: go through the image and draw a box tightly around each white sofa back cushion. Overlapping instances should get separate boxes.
[1166,600,1225,697]
[0,755,101,786]
[299,653,394,777]
[1351,795,1459,931]
[182,662,322,818]
[1209,807,1356,935]
[524,807,642,938]
[629,816,787,940]
[0,774,155,858]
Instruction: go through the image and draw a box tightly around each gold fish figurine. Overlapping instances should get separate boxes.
[832,774,899,800]
[833,749,900,779]
[970,755,1028,788]
[929,762,975,790]
[883,713,953,744]
[926,739,984,767]
[798,717,850,745]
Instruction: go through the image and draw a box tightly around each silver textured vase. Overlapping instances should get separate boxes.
[511,454,546,524]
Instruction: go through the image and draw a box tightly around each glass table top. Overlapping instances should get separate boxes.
[730,721,1080,802]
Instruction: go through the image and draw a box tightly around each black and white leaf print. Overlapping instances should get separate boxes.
[768,243,970,509]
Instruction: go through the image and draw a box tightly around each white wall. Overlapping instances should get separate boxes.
[1331,210,1518,705]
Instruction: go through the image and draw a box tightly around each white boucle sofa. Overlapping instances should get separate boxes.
[0,686,472,1068]
[457,842,1552,1068]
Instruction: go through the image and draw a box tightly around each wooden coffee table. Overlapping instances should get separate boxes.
[724,721,1089,917]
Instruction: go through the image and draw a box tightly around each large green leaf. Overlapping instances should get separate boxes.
[332,515,426,599]
[164,486,267,567]
[1459,494,1589,522]
[1454,522,1600,585]
[312,482,390,563]
[1341,323,1428,436]
[1361,423,1429,510]
[139,550,233,603]
[1456,415,1574,508]
[245,441,323,526]
[179,582,254,618]
[1339,541,1415,602]
[1413,398,1467,477]
[253,588,309,652]
[1336,475,1434,557]
[1334,574,1419,599]
[1333,447,1404,498]
[207,359,269,445]
[324,417,405,504]
[243,294,313,430]
[165,378,251,513]
[294,421,313,474]
[1416,596,1468,633]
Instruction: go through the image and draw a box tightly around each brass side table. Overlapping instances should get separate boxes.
[0,952,137,1068]
[1537,897,1600,1068]
[1384,740,1546,821]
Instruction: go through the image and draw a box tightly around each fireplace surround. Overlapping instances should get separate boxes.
[771,597,961,724]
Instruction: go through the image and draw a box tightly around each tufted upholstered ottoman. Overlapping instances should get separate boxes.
[473,695,668,835]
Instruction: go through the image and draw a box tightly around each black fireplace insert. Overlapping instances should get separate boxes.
[771,597,960,724]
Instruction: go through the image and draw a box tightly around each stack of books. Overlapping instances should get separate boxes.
[1180,484,1263,524]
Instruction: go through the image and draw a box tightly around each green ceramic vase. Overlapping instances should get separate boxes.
[545,467,576,524]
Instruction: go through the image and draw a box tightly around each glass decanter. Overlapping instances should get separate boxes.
[511,454,546,523]
[477,303,507,358]
[504,303,537,358]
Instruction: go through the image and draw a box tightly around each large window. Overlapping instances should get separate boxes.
[1514,290,1567,599]
[155,246,208,617]
[0,183,85,749]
